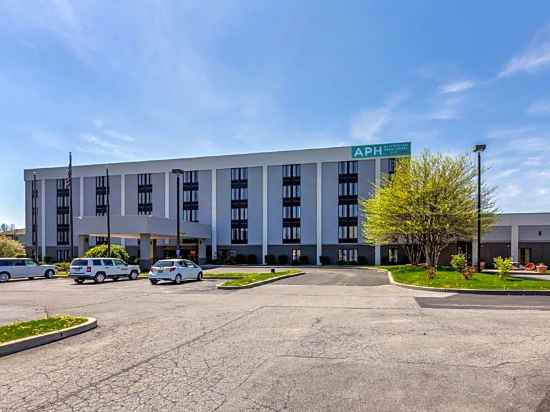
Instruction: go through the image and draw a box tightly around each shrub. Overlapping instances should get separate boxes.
[127,255,138,265]
[319,255,330,265]
[55,262,70,273]
[223,255,236,265]
[450,254,467,273]
[84,244,129,261]
[357,256,368,265]
[0,236,26,258]
[277,254,289,265]
[235,254,247,264]
[494,256,513,279]
[463,266,475,280]
[298,255,309,265]
[247,254,257,265]
[265,254,276,265]
[426,265,437,278]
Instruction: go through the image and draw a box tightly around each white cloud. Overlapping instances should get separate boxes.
[349,94,406,142]
[429,109,459,120]
[499,25,550,78]
[103,129,135,143]
[439,80,475,94]
[493,168,520,179]
[527,100,550,115]
[488,127,535,140]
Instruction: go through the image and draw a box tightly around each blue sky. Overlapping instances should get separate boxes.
[1,1,550,227]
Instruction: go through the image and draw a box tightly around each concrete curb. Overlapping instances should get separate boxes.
[217,271,305,290]
[0,317,97,357]
[385,269,550,296]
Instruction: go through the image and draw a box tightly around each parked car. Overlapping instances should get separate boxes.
[0,258,57,282]
[69,258,140,284]
[149,259,203,285]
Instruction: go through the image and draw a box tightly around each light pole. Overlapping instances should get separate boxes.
[106,168,111,257]
[172,169,184,258]
[473,144,486,272]
[32,172,38,261]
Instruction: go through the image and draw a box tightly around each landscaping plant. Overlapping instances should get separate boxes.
[84,244,129,261]
[493,256,513,280]
[450,253,474,279]
[362,151,497,278]
[0,235,26,258]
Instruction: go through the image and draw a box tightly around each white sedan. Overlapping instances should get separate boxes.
[148,259,203,285]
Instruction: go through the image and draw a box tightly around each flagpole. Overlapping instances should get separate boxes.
[106,168,111,257]
[68,152,74,261]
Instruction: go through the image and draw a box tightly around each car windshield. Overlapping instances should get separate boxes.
[72,260,88,266]
[154,260,176,267]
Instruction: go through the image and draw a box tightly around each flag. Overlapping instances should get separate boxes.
[65,152,72,189]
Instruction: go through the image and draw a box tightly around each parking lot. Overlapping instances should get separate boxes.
[2,268,550,411]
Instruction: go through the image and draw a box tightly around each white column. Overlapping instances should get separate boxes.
[79,177,84,218]
[41,179,46,260]
[164,171,170,219]
[316,162,322,265]
[374,158,381,265]
[211,169,217,260]
[511,225,519,262]
[120,174,126,248]
[262,165,268,264]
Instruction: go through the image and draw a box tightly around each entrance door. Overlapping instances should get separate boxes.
[520,248,531,265]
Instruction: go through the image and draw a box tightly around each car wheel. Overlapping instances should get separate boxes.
[45,269,55,279]
[74,278,84,284]
[150,279,158,285]
[94,272,106,283]
[129,270,139,280]
[196,271,203,281]
[0,272,10,283]
[174,274,182,284]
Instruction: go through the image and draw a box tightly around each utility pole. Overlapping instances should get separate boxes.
[106,168,111,257]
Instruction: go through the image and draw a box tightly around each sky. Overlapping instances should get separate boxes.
[1,0,550,227]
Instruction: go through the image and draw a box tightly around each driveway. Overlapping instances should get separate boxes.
[1,270,550,411]
[276,266,389,286]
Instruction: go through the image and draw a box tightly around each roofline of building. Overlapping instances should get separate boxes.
[23,142,411,180]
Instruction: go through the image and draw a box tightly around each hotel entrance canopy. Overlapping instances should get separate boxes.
[75,215,211,240]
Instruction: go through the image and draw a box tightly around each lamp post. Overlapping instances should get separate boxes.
[473,144,486,272]
[106,168,111,257]
[32,172,38,261]
[172,169,184,258]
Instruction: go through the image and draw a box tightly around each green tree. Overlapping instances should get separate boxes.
[362,151,497,277]
[84,244,130,261]
[0,235,26,257]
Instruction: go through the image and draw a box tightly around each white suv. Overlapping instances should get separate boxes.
[69,258,140,284]
[0,258,56,282]
[149,259,203,285]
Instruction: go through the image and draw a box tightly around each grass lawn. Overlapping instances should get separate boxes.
[0,316,87,344]
[385,265,550,290]
[206,269,302,287]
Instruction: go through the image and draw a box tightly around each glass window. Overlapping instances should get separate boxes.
[72,259,88,266]
[25,260,38,267]
[92,259,102,266]
[155,260,176,267]
[102,259,114,266]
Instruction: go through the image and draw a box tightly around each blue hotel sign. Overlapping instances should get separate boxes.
[351,142,411,159]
